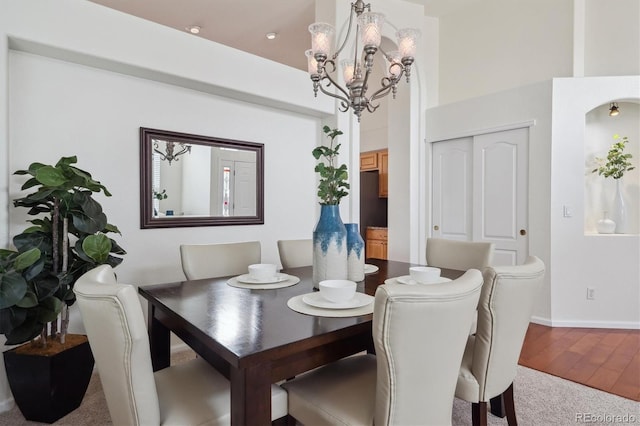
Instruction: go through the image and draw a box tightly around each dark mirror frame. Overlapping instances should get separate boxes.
[140,127,264,229]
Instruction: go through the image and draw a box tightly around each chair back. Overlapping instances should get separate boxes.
[74,265,160,426]
[180,241,261,280]
[472,256,545,400]
[277,239,312,269]
[373,269,483,426]
[426,237,494,270]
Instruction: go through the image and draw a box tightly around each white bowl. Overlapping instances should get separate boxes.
[319,280,357,303]
[248,263,278,281]
[409,266,441,284]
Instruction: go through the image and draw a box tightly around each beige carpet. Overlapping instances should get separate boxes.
[1,352,638,425]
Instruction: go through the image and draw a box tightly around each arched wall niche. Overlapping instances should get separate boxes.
[584,100,640,234]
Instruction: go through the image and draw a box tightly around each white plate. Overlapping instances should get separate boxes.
[364,264,379,274]
[386,275,452,285]
[302,292,374,310]
[236,273,289,284]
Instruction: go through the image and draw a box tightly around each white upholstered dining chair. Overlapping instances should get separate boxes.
[74,265,288,425]
[180,241,261,280]
[283,269,484,426]
[277,239,313,269]
[455,256,545,426]
[426,237,494,271]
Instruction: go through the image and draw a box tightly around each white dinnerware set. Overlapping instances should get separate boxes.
[385,266,451,286]
[227,263,301,290]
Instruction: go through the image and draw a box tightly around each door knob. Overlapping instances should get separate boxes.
[434,225,439,231]
[520,229,527,236]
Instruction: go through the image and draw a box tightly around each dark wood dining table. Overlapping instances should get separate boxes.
[138,258,464,426]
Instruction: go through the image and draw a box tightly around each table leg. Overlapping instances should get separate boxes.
[147,303,170,371]
[230,364,272,426]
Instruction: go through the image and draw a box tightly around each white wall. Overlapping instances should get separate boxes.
[426,77,640,329]
[551,77,640,328]
[438,0,574,104]
[426,81,553,322]
[584,0,640,76]
[0,0,333,412]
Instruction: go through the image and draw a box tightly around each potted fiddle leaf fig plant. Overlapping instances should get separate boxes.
[1,156,126,423]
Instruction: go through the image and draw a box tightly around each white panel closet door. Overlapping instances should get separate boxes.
[472,128,528,265]
[432,137,473,240]
[431,128,529,266]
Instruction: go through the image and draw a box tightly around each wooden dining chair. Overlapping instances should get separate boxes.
[426,237,495,270]
[179,241,261,280]
[283,269,484,425]
[455,256,545,426]
[277,239,313,269]
[74,265,288,425]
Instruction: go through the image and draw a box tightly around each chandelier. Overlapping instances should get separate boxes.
[306,0,420,121]
[153,140,191,165]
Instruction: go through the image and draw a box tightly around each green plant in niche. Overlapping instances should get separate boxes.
[592,134,635,179]
[312,125,350,205]
[0,156,125,346]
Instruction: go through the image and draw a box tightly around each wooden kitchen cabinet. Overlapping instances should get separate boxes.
[360,149,388,198]
[378,150,388,198]
[360,151,378,171]
[366,227,387,260]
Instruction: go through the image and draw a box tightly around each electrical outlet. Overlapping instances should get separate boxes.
[586,288,595,300]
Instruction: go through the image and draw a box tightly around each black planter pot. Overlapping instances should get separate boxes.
[3,335,95,423]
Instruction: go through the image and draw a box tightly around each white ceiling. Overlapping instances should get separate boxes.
[88,0,478,71]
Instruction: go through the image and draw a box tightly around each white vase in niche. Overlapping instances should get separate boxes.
[611,179,628,234]
[596,211,616,234]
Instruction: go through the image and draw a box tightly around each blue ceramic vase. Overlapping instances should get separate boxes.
[312,205,348,286]
[345,223,365,281]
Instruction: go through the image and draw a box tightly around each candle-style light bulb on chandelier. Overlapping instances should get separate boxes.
[306,0,420,121]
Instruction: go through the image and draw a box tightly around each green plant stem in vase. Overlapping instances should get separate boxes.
[591,134,635,234]
[312,125,350,205]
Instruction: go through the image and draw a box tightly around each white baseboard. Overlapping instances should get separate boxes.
[531,315,640,329]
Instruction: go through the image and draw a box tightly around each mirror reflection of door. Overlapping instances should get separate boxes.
[218,159,257,216]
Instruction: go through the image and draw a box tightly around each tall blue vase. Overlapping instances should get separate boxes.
[345,223,365,281]
[312,205,348,287]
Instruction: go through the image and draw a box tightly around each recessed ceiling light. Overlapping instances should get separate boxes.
[266,32,277,40]
[186,25,201,34]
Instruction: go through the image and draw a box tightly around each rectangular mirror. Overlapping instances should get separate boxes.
[140,127,264,228]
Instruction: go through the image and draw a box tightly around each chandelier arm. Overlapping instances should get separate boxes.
[369,78,396,102]
[319,72,352,104]
[152,148,168,161]
[333,3,357,60]
[317,78,351,111]
[366,101,380,113]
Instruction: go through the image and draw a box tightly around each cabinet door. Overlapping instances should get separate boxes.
[366,240,387,260]
[360,152,378,171]
[378,151,388,198]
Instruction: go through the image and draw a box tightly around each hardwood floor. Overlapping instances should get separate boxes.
[519,323,640,401]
